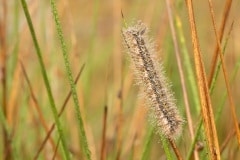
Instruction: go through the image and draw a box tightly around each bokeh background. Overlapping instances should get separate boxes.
[1,0,240,159]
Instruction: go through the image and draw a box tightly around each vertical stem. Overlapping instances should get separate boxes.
[100,106,108,160]
[20,0,70,159]
[0,0,11,159]
[185,0,220,159]
[165,0,198,159]
[113,1,122,159]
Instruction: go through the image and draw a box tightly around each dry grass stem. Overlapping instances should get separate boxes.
[168,138,183,160]
[165,0,198,159]
[207,0,240,147]
[34,64,85,159]
[186,0,220,159]
[52,137,61,160]
[208,0,232,85]
[100,106,108,160]
[20,61,61,159]
[220,124,238,153]
[0,0,10,158]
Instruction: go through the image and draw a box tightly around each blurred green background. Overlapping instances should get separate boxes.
[1,0,240,159]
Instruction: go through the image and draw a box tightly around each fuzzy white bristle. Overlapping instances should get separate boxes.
[122,21,183,139]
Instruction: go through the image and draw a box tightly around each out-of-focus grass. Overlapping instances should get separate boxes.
[1,0,240,159]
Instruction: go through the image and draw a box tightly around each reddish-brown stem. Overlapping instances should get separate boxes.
[113,0,123,159]
[0,0,11,159]
[208,0,232,86]
[165,0,197,159]
[220,123,240,153]
[34,64,85,159]
[100,106,108,160]
[207,0,240,147]
[169,138,183,160]
[52,137,61,160]
[20,61,61,159]
[185,0,220,159]
[116,88,123,160]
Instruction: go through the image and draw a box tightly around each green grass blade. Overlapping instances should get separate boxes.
[215,56,240,122]
[209,26,232,94]
[141,126,154,160]
[160,134,172,160]
[49,1,91,159]
[186,119,203,160]
[175,15,201,114]
[20,0,70,159]
[0,105,10,154]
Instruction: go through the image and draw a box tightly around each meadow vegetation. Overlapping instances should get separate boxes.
[0,0,240,159]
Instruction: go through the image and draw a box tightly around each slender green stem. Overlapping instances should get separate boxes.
[141,126,154,160]
[209,25,232,94]
[49,1,91,159]
[175,15,201,114]
[160,134,172,160]
[215,56,240,122]
[0,105,10,152]
[20,0,70,159]
[186,120,203,160]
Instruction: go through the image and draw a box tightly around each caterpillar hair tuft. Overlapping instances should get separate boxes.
[122,21,183,139]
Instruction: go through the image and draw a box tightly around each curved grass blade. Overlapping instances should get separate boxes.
[49,1,91,159]
[20,0,70,159]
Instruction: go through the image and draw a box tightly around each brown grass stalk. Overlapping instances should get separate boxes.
[207,0,240,147]
[168,138,183,160]
[208,0,232,85]
[123,99,147,157]
[100,106,108,160]
[165,0,198,159]
[116,86,123,160]
[220,124,238,154]
[52,137,61,160]
[113,1,123,159]
[185,0,220,159]
[34,64,85,159]
[0,0,11,159]
[20,61,62,159]
[7,62,21,127]
[129,134,137,159]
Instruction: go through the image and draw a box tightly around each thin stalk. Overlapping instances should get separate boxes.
[0,105,17,160]
[220,122,240,153]
[186,120,203,160]
[141,126,154,160]
[186,0,220,159]
[207,0,240,147]
[100,106,108,160]
[160,134,172,160]
[165,0,197,159]
[208,0,232,85]
[20,0,70,159]
[20,61,61,159]
[49,1,91,159]
[209,22,234,94]
[175,14,200,114]
[168,138,182,160]
[34,64,85,159]
[186,20,234,160]
[0,0,10,159]
[216,57,240,122]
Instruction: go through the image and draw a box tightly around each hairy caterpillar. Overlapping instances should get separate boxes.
[122,21,183,139]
